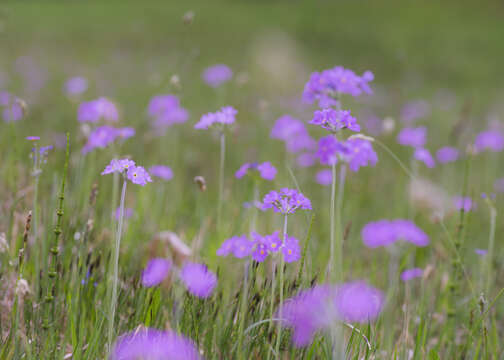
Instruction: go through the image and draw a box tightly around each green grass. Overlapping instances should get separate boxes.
[1,0,504,358]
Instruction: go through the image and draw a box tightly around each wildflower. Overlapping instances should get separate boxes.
[216,235,254,258]
[454,196,473,212]
[316,135,341,166]
[309,108,360,133]
[39,145,53,157]
[78,97,118,123]
[414,148,436,168]
[282,235,301,263]
[2,101,24,122]
[64,76,88,96]
[202,64,232,87]
[400,268,423,282]
[111,328,202,360]
[141,258,172,287]
[271,115,316,154]
[148,94,189,130]
[251,233,270,262]
[436,146,459,163]
[362,219,429,248]
[315,169,333,186]
[101,159,135,175]
[82,126,134,153]
[297,152,317,167]
[400,100,430,124]
[334,281,384,323]
[397,127,426,148]
[303,66,373,107]
[343,138,378,171]
[194,106,237,130]
[149,165,174,181]
[474,130,504,153]
[127,166,152,186]
[261,188,312,214]
[179,262,217,298]
[235,161,277,181]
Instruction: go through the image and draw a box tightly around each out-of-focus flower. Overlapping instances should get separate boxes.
[414,148,436,168]
[148,94,189,131]
[361,219,429,248]
[82,126,134,154]
[316,169,333,186]
[475,249,488,256]
[334,281,384,323]
[64,76,88,97]
[111,328,202,360]
[78,97,118,123]
[309,108,360,133]
[453,196,474,212]
[142,258,172,287]
[282,235,301,263]
[261,188,312,214]
[101,159,135,175]
[400,100,430,124]
[2,101,24,122]
[397,127,426,148]
[202,64,233,88]
[316,136,341,166]
[194,106,237,130]
[115,207,134,221]
[474,130,504,153]
[271,115,316,154]
[408,177,454,220]
[26,136,40,141]
[296,152,317,167]
[400,268,423,282]
[343,138,378,172]
[436,146,459,163]
[149,165,173,181]
[235,161,277,181]
[179,262,217,298]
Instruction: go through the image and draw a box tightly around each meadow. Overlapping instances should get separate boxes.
[1,0,504,358]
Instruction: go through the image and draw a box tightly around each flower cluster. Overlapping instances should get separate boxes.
[261,188,312,214]
[235,161,277,181]
[179,262,217,298]
[147,94,189,131]
[82,125,135,154]
[316,136,378,171]
[303,66,374,107]
[361,219,429,248]
[194,106,237,130]
[202,64,233,88]
[101,159,152,186]
[149,165,174,181]
[270,115,316,154]
[112,328,201,360]
[78,97,118,123]
[309,108,360,133]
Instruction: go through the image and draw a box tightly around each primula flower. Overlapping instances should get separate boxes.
[26,136,40,141]
[414,148,435,168]
[309,108,360,133]
[202,64,233,88]
[142,258,172,287]
[111,328,202,360]
[315,169,333,186]
[102,159,135,175]
[282,235,301,263]
[127,165,152,186]
[343,138,378,171]
[303,66,373,107]
[474,130,504,153]
[82,126,135,154]
[316,136,341,166]
[261,188,312,214]
[148,94,189,130]
[235,161,277,181]
[397,127,427,148]
[78,97,118,123]
[194,106,237,130]
[334,281,384,323]
[271,115,316,154]
[149,165,173,181]
[179,262,217,298]
[436,146,459,163]
[361,219,429,248]
[64,76,88,97]
[400,268,423,282]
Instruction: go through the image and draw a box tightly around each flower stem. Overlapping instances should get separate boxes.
[217,131,226,231]
[107,177,127,352]
[237,260,250,359]
[334,164,346,282]
[485,202,497,294]
[275,214,288,359]
[328,162,337,280]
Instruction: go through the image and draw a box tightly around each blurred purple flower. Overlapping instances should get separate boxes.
[115,207,134,221]
[217,235,254,258]
[474,130,504,153]
[475,249,488,256]
[454,196,473,212]
[64,76,88,96]
[195,106,237,130]
[436,146,459,163]
[400,268,423,282]
[316,169,333,186]
[344,138,378,172]
[362,219,429,248]
[26,136,40,141]
[235,161,277,181]
[148,94,189,130]
[296,152,317,167]
[316,135,341,166]
[149,165,173,181]
[2,101,23,122]
[282,235,301,263]
[271,115,316,154]
[334,281,384,322]
[309,108,360,133]
[111,328,201,360]
[78,97,118,123]
[179,262,217,298]
[400,100,430,124]
[202,64,233,88]
[397,127,427,148]
[82,126,134,154]
[0,91,10,106]
[261,188,312,214]
[414,148,435,168]
[142,258,172,287]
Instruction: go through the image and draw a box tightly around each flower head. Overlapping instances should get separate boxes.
[194,106,237,130]
[127,165,152,186]
[235,161,277,181]
[400,268,423,282]
[282,235,301,263]
[148,94,189,131]
[78,97,118,123]
[474,130,504,153]
[179,262,217,298]
[202,64,233,87]
[316,136,342,166]
[142,258,172,287]
[309,108,360,133]
[271,115,316,154]
[315,169,333,186]
[362,219,429,248]
[343,138,378,171]
[102,159,135,175]
[414,148,435,168]
[436,146,459,163]
[64,76,88,97]
[397,127,426,148]
[334,281,384,323]
[454,196,473,212]
[26,136,40,141]
[217,235,254,258]
[261,188,312,214]
[82,126,134,154]
[149,165,173,181]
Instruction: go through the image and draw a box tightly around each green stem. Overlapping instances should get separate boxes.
[334,164,346,283]
[373,139,415,180]
[485,203,497,294]
[237,260,250,359]
[217,131,226,231]
[275,214,288,359]
[328,162,336,279]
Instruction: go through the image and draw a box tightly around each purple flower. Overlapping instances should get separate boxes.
[397,127,427,148]
[316,136,341,166]
[261,188,312,214]
[149,165,173,181]
[494,178,504,193]
[309,108,360,133]
[0,91,10,106]
[400,100,430,124]
[400,268,423,282]
[3,101,23,122]
[148,95,180,117]
[251,239,269,262]
[148,94,189,130]
[436,146,459,163]
[296,152,317,167]
[194,106,237,130]
[111,328,201,360]
[64,76,88,96]
[101,159,135,175]
[127,166,152,186]
[475,249,488,256]
[179,262,217,298]
[217,235,254,258]
[142,258,172,287]
[316,169,333,186]
[271,115,316,154]
[362,219,429,248]
[82,126,134,154]
[303,66,373,107]
[235,162,277,181]
[202,64,233,87]
[414,148,435,168]
[282,235,301,263]
[115,207,134,221]
[334,281,384,323]
[343,138,378,172]
[39,145,53,157]
[26,136,40,141]
[474,130,504,153]
[78,97,118,123]
[454,196,473,212]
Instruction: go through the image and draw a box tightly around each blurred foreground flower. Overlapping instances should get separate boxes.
[179,262,217,298]
[202,64,232,88]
